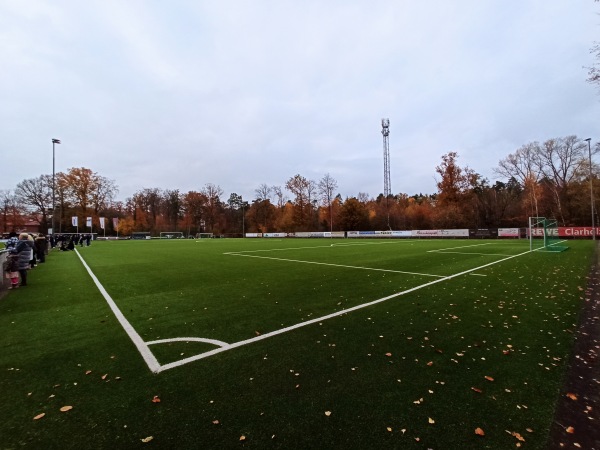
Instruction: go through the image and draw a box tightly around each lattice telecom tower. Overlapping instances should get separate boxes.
[381,118,391,197]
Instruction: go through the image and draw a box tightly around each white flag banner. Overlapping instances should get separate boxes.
[86,217,92,227]
[99,217,105,229]
[72,216,78,227]
[112,218,119,229]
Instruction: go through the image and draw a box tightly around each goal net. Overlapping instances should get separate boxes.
[528,217,568,252]
[159,232,184,239]
[195,233,213,239]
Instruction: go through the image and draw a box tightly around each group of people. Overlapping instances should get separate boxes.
[3,232,47,289]
[51,233,92,250]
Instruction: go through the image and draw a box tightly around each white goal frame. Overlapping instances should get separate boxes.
[159,232,184,239]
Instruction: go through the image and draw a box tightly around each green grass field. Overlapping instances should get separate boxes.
[0,238,594,449]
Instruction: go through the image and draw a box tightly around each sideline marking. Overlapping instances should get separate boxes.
[77,244,536,374]
[74,249,161,373]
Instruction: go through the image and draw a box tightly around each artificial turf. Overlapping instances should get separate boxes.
[0,238,594,449]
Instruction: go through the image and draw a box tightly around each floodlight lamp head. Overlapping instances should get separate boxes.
[52,139,61,144]
[585,138,592,142]
[381,118,390,136]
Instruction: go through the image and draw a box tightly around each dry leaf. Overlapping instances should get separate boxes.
[484,376,494,382]
[85,370,92,375]
[101,374,108,380]
[386,427,392,432]
[428,417,435,424]
[212,420,220,425]
[141,436,153,443]
[475,427,485,436]
[33,413,45,420]
[512,432,525,442]
[427,361,433,366]
[566,426,575,434]
[239,435,246,441]
[385,353,392,357]
[471,387,483,393]
[566,393,578,401]
[324,411,332,417]
[152,395,161,403]
[59,406,73,412]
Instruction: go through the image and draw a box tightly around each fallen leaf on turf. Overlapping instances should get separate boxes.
[212,420,220,425]
[387,427,392,432]
[60,406,73,412]
[484,376,494,382]
[239,435,246,441]
[426,361,433,366]
[385,353,392,357]
[471,387,483,393]
[141,436,153,443]
[428,417,435,424]
[566,393,578,401]
[152,396,161,403]
[475,427,485,436]
[101,374,108,380]
[566,426,575,434]
[512,432,525,441]
[33,413,45,420]
[85,370,92,375]
[325,411,332,416]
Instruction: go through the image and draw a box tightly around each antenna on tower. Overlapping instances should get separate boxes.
[381,118,391,197]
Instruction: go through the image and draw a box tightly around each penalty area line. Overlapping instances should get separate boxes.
[156,247,532,373]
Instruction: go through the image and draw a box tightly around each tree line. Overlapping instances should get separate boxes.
[1,135,598,236]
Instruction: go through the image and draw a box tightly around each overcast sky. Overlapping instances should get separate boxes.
[1,1,599,203]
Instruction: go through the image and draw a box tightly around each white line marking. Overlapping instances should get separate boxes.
[225,253,445,278]
[74,249,161,373]
[428,242,494,252]
[77,243,539,374]
[146,337,230,347]
[429,251,513,257]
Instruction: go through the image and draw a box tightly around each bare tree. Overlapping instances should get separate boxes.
[318,173,338,232]
[272,185,287,209]
[254,184,272,202]
[496,142,542,217]
[15,175,53,231]
[201,183,224,232]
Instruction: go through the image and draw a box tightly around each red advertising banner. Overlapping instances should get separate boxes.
[529,227,598,237]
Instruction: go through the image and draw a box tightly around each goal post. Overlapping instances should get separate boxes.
[195,233,213,239]
[528,217,568,252]
[159,232,184,239]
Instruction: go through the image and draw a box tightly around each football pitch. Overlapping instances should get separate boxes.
[0,238,595,449]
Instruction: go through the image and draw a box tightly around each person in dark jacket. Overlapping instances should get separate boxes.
[15,233,34,286]
[34,233,47,263]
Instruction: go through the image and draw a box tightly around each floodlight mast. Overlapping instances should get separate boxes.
[382,118,391,229]
[51,138,61,236]
[382,118,391,198]
[585,138,595,241]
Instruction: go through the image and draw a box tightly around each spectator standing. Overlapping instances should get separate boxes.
[35,233,47,263]
[15,233,34,286]
[4,231,19,252]
[3,253,19,289]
